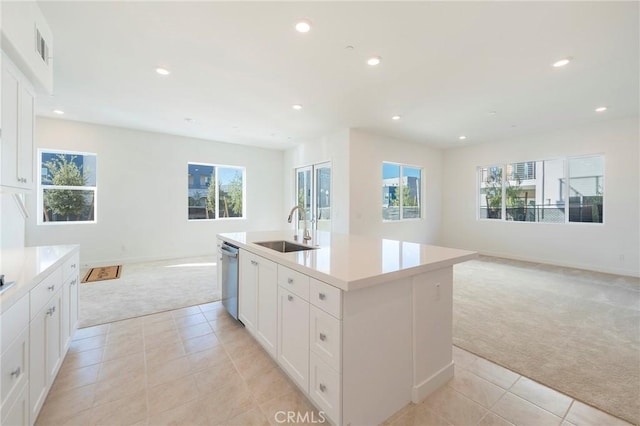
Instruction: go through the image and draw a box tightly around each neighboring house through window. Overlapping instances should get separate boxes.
[188,163,245,220]
[382,162,422,221]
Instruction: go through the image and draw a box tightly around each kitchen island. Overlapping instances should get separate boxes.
[217,231,476,426]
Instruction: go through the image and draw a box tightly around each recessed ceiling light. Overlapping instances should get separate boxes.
[52,109,64,115]
[155,67,171,75]
[292,104,303,110]
[367,56,382,66]
[595,106,608,112]
[392,115,401,121]
[295,19,312,33]
[488,111,497,115]
[459,135,467,140]
[552,58,571,68]
[185,117,195,123]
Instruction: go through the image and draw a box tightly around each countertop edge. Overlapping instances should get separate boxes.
[0,244,80,315]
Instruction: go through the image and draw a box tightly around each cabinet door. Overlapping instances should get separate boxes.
[45,292,63,387]
[255,257,277,357]
[278,287,310,393]
[61,278,71,353]
[69,274,79,338]
[17,83,35,188]
[29,308,47,421]
[238,251,257,333]
[1,60,20,188]
[2,382,29,426]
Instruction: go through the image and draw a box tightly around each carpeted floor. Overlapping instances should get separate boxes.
[453,256,640,425]
[79,256,219,328]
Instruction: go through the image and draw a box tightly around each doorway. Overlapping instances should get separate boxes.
[295,162,331,232]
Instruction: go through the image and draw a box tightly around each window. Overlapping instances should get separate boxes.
[477,155,604,224]
[188,163,245,220]
[569,156,604,223]
[382,162,422,221]
[295,162,332,232]
[38,150,97,224]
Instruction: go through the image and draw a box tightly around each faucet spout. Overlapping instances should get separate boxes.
[287,205,311,241]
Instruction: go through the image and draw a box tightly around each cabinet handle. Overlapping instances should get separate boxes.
[251,260,258,266]
[287,278,293,284]
[47,285,55,291]
[319,333,327,341]
[318,293,326,300]
[319,383,326,392]
[10,367,21,378]
[71,264,77,269]
[71,279,77,286]
[47,306,56,316]
[287,295,293,302]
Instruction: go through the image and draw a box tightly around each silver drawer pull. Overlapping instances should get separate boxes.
[319,333,327,341]
[71,279,77,286]
[10,367,21,378]
[251,260,258,266]
[71,264,77,269]
[287,295,293,302]
[47,285,55,291]
[319,383,326,392]
[287,278,293,284]
[318,293,326,300]
[47,306,56,316]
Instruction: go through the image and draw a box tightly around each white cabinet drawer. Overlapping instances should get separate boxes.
[1,327,29,408]
[30,268,62,321]
[309,352,341,425]
[1,294,29,353]
[278,265,309,301]
[310,278,342,319]
[310,305,341,372]
[1,381,28,426]
[62,253,79,281]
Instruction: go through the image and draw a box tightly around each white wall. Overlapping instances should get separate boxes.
[27,118,285,266]
[348,129,443,244]
[284,129,351,234]
[0,193,26,249]
[284,128,444,244]
[441,117,640,277]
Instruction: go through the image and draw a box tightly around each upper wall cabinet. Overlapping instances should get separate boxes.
[2,53,36,192]
[1,1,54,93]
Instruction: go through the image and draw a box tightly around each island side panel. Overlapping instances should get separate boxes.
[411,267,454,402]
[342,277,413,426]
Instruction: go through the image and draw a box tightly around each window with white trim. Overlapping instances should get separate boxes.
[188,163,245,220]
[382,162,422,221]
[38,150,97,224]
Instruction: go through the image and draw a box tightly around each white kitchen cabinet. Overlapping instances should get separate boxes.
[1,52,35,191]
[1,383,29,426]
[277,286,310,393]
[239,250,277,356]
[29,288,62,422]
[61,254,80,353]
[239,251,258,333]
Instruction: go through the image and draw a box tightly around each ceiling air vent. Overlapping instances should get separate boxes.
[35,27,50,66]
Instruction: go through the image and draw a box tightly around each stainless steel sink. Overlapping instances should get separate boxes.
[254,240,318,253]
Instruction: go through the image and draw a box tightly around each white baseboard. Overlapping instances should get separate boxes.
[81,252,216,269]
[412,361,454,403]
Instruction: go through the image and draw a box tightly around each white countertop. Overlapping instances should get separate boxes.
[218,231,476,291]
[0,245,79,314]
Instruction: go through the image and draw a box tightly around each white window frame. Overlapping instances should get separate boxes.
[382,161,423,222]
[187,162,246,221]
[476,154,605,225]
[37,149,97,225]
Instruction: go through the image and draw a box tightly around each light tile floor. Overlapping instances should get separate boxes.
[36,302,633,426]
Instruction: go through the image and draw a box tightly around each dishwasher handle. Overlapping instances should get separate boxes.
[220,246,238,258]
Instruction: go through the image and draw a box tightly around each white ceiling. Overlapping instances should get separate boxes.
[36,1,639,150]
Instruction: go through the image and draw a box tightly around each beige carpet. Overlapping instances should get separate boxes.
[453,256,640,425]
[79,256,219,328]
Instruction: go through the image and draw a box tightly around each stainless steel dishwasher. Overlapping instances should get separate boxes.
[219,242,240,320]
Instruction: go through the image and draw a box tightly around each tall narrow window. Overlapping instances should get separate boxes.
[39,150,97,224]
[295,162,332,231]
[568,156,604,223]
[478,165,503,219]
[188,163,245,220]
[382,162,422,221]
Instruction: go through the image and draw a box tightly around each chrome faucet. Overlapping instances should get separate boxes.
[287,205,312,242]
